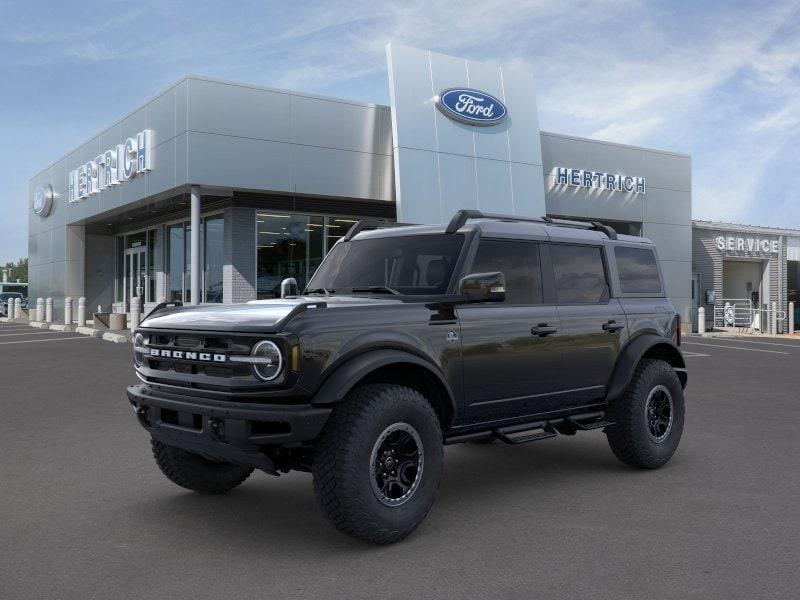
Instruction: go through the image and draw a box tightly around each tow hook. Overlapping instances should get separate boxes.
[134,405,150,427]
[208,418,225,441]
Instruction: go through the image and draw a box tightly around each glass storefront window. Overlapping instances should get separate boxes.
[257,214,324,299]
[166,215,222,303]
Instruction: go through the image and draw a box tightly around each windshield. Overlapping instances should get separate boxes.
[306,233,465,295]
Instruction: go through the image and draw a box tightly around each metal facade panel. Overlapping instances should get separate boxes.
[391,147,441,224]
[291,95,390,155]
[186,131,292,192]
[438,153,478,217]
[186,78,292,142]
[386,44,438,152]
[291,144,392,200]
[510,163,547,217]
[387,43,545,224]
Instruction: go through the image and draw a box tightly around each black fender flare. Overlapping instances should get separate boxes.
[311,348,456,423]
[606,335,687,402]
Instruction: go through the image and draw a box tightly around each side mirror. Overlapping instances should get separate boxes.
[280,277,299,298]
[458,272,506,303]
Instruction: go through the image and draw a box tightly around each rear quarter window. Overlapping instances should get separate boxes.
[615,246,662,294]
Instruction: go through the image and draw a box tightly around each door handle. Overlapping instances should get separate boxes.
[531,323,558,337]
[602,320,625,332]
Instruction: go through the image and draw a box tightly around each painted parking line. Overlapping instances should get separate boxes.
[0,336,93,346]
[0,330,65,337]
[709,338,800,349]
[682,341,789,355]
[682,351,710,357]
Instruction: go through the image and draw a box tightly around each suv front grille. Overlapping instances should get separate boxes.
[140,331,263,381]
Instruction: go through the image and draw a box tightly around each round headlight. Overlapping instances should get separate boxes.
[251,340,283,381]
[133,333,145,367]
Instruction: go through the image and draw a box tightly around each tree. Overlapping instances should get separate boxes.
[4,258,28,283]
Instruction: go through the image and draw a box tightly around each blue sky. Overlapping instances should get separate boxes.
[1,0,799,264]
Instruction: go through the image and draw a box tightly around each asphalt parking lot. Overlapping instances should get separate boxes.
[1,323,799,600]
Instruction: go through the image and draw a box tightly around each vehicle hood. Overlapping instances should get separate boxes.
[138,295,406,332]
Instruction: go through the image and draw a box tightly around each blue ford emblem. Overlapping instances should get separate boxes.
[435,88,507,126]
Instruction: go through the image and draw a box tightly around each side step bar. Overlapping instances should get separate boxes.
[444,411,612,446]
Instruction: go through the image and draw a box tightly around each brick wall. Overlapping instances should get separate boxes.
[223,207,255,303]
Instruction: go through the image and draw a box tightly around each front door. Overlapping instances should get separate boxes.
[124,246,148,312]
[457,239,566,425]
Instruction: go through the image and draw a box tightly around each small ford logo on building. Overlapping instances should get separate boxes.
[435,88,507,126]
[33,184,54,217]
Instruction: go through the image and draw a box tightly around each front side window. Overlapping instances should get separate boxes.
[470,239,543,304]
[615,246,662,294]
[307,234,464,295]
[550,244,609,304]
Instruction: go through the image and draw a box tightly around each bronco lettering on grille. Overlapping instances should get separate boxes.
[149,348,227,362]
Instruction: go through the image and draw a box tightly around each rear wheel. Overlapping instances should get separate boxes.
[151,438,254,494]
[312,383,443,544]
[605,358,684,469]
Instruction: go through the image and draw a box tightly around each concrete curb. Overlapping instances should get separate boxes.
[102,332,129,344]
[29,321,50,329]
[0,317,8,323]
[75,326,102,338]
[49,324,75,332]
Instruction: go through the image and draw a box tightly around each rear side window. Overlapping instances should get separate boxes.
[550,245,609,304]
[470,240,543,304]
[615,247,662,294]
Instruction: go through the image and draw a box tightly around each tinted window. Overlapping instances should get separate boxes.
[470,240,542,304]
[615,247,662,294]
[307,234,464,295]
[550,245,609,304]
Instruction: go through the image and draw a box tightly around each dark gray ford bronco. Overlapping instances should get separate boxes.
[128,210,686,544]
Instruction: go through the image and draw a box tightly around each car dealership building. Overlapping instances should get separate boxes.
[27,44,692,327]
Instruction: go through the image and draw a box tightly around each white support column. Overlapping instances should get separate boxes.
[190,186,201,305]
[789,301,795,334]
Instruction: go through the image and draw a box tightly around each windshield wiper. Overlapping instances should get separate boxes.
[351,286,401,295]
[304,287,334,296]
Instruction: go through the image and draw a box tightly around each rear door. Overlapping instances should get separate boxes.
[547,243,627,405]
[457,239,565,424]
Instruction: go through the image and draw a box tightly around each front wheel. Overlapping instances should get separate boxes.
[605,358,685,469]
[312,383,443,544]
[151,438,254,494]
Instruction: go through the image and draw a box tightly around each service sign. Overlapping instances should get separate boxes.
[435,88,507,126]
[555,167,646,195]
[68,129,153,203]
[715,236,779,254]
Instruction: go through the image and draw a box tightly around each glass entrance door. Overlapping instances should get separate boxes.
[124,246,148,312]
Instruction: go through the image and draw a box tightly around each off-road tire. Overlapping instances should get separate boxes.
[605,358,684,469]
[312,383,443,544]
[151,438,254,494]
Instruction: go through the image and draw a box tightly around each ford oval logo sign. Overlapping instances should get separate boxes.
[435,88,507,126]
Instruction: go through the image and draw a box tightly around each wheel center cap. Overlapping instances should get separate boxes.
[384,457,395,469]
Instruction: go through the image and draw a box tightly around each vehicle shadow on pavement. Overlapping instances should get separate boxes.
[123,434,657,551]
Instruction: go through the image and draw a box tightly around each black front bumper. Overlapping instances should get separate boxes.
[127,384,331,473]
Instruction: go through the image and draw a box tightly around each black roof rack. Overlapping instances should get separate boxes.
[342,219,414,242]
[445,210,617,240]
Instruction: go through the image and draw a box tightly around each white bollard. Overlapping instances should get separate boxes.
[14,297,21,319]
[36,297,44,322]
[771,301,777,334]
[45,297,53,323]
[130,296,141,331]
[64,297,73,326]
[790,302,795,334]
[7,297,15,319]
[698,307,705,335]
[78,297,86,327]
